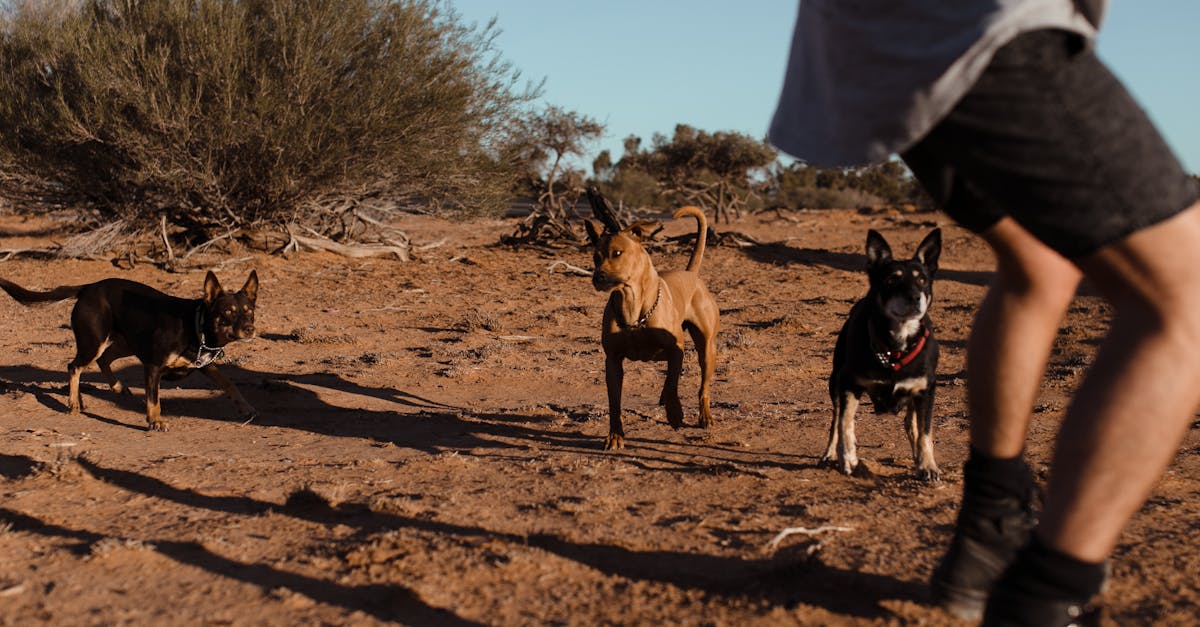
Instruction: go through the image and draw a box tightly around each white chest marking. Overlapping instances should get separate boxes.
[892,377,928,395]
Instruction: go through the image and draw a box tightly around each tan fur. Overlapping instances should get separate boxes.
[586,206,720,450]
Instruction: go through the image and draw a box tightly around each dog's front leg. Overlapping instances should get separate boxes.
[604,353,626,450]
[913,387,941,482]
[820,399,841,468]
[144,365,167,432]
[201,365,257,420]
[660,347,685,429]
[835,390,861,475]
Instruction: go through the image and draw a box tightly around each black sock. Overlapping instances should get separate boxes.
[1001,535,1107,600]
[962,446,1034,513]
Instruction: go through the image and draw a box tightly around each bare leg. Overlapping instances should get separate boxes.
[1039,202,1200,561]
[969,218,1082,457]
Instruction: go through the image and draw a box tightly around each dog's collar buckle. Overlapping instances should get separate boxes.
[875,326,930,372]
[620,284,663,330]
[193,306,225,368]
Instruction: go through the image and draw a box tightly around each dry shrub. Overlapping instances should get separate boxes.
[0,0,536,241]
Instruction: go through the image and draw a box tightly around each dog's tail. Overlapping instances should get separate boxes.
[673,206,708,272]
[0,278,84,305]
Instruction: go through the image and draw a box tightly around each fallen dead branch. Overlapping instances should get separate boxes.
[283,224,410,261]
[0,246,58,261]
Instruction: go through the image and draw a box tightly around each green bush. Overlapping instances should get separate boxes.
[0,0,535,237]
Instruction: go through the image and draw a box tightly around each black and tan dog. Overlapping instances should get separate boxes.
[0,271,258,431]
[825,229,942,481]
[584,206,720,450]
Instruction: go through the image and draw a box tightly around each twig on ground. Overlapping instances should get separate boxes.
[159,214,175,268]
[182,231,236,260]
[414,238,448,251]
[0,246,57,261]
[764,525,854,554]
[547,260,592,277]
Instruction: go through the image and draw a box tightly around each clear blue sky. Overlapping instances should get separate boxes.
[449,1,1198,174]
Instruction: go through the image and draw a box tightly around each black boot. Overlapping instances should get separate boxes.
[981,536,1107,626]
[931,449,1036,619]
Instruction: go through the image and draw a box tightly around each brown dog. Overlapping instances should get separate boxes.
[584,206,720,450]
[0,271,258,431]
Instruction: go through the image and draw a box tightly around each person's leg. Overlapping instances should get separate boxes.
[970,218,1082,458]
[983,199,1200,625]
[928,217,1081,619]
[1039,200,1200,560]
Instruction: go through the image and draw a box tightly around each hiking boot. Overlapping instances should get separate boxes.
[982,580,1101,626]
[931,483,1035,619]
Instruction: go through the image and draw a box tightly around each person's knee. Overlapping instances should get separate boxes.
[984,218,1081,307]
[1081,201,1200,340]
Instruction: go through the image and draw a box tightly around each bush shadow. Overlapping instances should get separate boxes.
[53,457,926,620]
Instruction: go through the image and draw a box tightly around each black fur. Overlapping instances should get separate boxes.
[0,271,258,431]
[824,229,943,481]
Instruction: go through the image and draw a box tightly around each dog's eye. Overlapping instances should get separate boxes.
[612,250,622,257]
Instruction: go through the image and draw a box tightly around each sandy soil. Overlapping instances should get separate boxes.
[0,208,1198,626]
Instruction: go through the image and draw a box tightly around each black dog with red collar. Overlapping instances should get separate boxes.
[823,228,943,482]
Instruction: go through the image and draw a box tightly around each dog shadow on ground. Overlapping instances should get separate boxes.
[0,455,927,621]
[0,362,813,475]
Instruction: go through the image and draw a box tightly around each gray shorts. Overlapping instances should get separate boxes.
[901,30,1198,258]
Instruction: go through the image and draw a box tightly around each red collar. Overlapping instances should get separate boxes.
[874,326,930,372]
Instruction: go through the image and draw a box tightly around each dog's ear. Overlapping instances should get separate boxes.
[865,229,892,269]
[240,270,259,302]
[203,271,224,304]
[915,228,942,274]
[584,220,604,246]
[625,220,662,241]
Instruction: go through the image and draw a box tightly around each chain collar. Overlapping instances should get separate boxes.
[618,283,663,330]
[871,323,930,372]
[193,305,225,368]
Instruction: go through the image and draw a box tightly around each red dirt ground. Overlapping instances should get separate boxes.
[1,209,1198,625]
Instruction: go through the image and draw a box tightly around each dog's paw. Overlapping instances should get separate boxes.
[238,408,259,423]
[696,411,713,429]
[916,465,942,483]
[147,419,169,432]
[604,433,625,450]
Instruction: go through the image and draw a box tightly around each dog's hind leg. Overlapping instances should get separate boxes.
[66,303,112,414]
[97,342,132,396]
[687,324,716,428]
[604,353,626,450]
[67,339,110,414]
[200,364,256,420]
[660,347,685,429]
[904,401,920,463]
[144,364,167,432]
